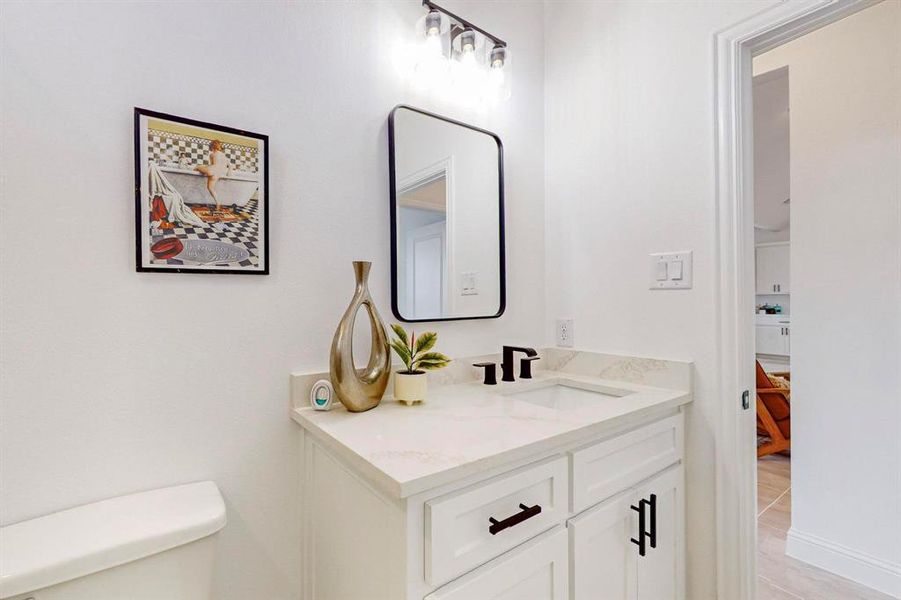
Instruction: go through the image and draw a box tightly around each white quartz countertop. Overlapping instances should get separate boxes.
[291,371,691,498]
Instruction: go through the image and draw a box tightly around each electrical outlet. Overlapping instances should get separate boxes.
[556,318,574,348]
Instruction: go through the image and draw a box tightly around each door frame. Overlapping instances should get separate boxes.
[712,1,879,598]
[397,157,456,316]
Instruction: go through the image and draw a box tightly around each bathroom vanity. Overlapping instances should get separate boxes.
[291,350,691,600]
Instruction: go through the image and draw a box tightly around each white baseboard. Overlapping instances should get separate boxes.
[786,528,901,598]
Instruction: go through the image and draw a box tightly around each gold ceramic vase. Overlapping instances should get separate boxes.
[329,261,390,412]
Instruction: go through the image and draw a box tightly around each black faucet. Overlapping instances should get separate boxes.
[501,346,538,382]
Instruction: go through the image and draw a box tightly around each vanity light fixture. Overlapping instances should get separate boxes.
[415,0,511,103]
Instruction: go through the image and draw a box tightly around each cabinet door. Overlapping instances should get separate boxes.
[425,527,568,600]
[633,465,684,600]
[755,246,774,294]
[756,325,784,355]
[756,244,790,293]
[569,491,637,600]
[770,244,790,293]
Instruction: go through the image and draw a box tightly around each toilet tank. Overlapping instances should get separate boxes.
[0,481,226,600]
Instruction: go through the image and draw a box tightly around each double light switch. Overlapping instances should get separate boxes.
[650,251,692,290]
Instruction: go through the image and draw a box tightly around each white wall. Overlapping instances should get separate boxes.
[544,2,780,598]
[753,67,791,244]
[0,2,546,597]
[754,3,901,592]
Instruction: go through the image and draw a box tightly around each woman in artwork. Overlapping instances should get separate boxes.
[194,140,230,215]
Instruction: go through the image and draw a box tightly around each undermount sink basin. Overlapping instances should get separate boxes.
[505,380,633,410]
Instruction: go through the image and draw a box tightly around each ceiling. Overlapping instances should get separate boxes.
[399,177,447,212]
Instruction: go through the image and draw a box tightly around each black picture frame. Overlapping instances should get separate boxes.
[388,104,506,323]
[134,107,270,275]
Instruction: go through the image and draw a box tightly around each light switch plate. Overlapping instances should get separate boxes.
[461,271,478,296]
[650,251,693,290]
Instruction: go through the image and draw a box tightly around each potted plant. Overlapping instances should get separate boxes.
[389,324,451,405]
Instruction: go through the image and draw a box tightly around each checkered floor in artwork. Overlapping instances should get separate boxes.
[150,199,261,268]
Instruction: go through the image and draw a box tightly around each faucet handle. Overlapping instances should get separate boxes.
[520,356,540,379]
[473,362,498,385]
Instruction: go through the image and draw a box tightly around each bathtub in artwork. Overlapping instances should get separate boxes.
[158,166,260,207]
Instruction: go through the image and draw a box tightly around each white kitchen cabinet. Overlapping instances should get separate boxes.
[569,465,684,600]
[756,323,790,356]
[756,243,790,294]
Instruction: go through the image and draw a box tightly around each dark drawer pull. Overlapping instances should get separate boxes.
[631,493,658,557]
[488,503,542,535]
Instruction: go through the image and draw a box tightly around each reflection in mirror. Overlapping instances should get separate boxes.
[390,106,504,322]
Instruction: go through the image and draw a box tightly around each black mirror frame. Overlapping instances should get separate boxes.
[388,104,506,323]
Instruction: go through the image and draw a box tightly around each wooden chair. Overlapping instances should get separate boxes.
[756,361,791,457]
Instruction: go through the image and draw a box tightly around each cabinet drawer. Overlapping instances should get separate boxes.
[425,526,569,600]
[570,414,683,512]
[425,456,568,586]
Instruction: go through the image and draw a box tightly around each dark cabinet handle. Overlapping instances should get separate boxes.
[488,503,541,535]
[630,500,648,556]
[631,494,658,556]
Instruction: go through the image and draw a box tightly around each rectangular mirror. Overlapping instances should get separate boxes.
[389,105,505,322]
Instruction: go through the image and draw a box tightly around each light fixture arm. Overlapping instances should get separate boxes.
[421,0,507,48]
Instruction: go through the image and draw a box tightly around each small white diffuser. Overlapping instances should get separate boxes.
[309,379,334,411]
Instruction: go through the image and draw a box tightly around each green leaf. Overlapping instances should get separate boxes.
[416,352,451,364]
[414,331,437,355]
[390,323,410,349]
[417,360,450,371]
[389,339,413,370]
[412,351,451,371]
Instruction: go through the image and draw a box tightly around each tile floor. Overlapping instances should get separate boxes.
[757,454,893,599]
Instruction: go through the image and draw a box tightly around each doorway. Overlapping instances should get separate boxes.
[397,166,452,321]
[714,1,899,599]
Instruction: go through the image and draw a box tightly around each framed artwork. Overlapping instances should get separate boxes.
[134,108,269,274]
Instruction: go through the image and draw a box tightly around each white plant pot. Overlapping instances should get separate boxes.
[394,371,427,405]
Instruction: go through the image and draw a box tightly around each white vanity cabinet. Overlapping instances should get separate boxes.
[299,411,686,600]
[569,465,683,600]
[425,527,569,600]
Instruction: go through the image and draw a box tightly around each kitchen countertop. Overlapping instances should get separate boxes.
[756,314,791,324]
[291,371,691,498]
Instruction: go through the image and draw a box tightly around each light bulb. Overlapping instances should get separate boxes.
[413,23,449,92]
[459,28,476,55]
[425,9,441,38]
[490,44,506,69]
[486,44,510,102]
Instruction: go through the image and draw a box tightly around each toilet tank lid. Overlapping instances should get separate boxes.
[0,481,226,598]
